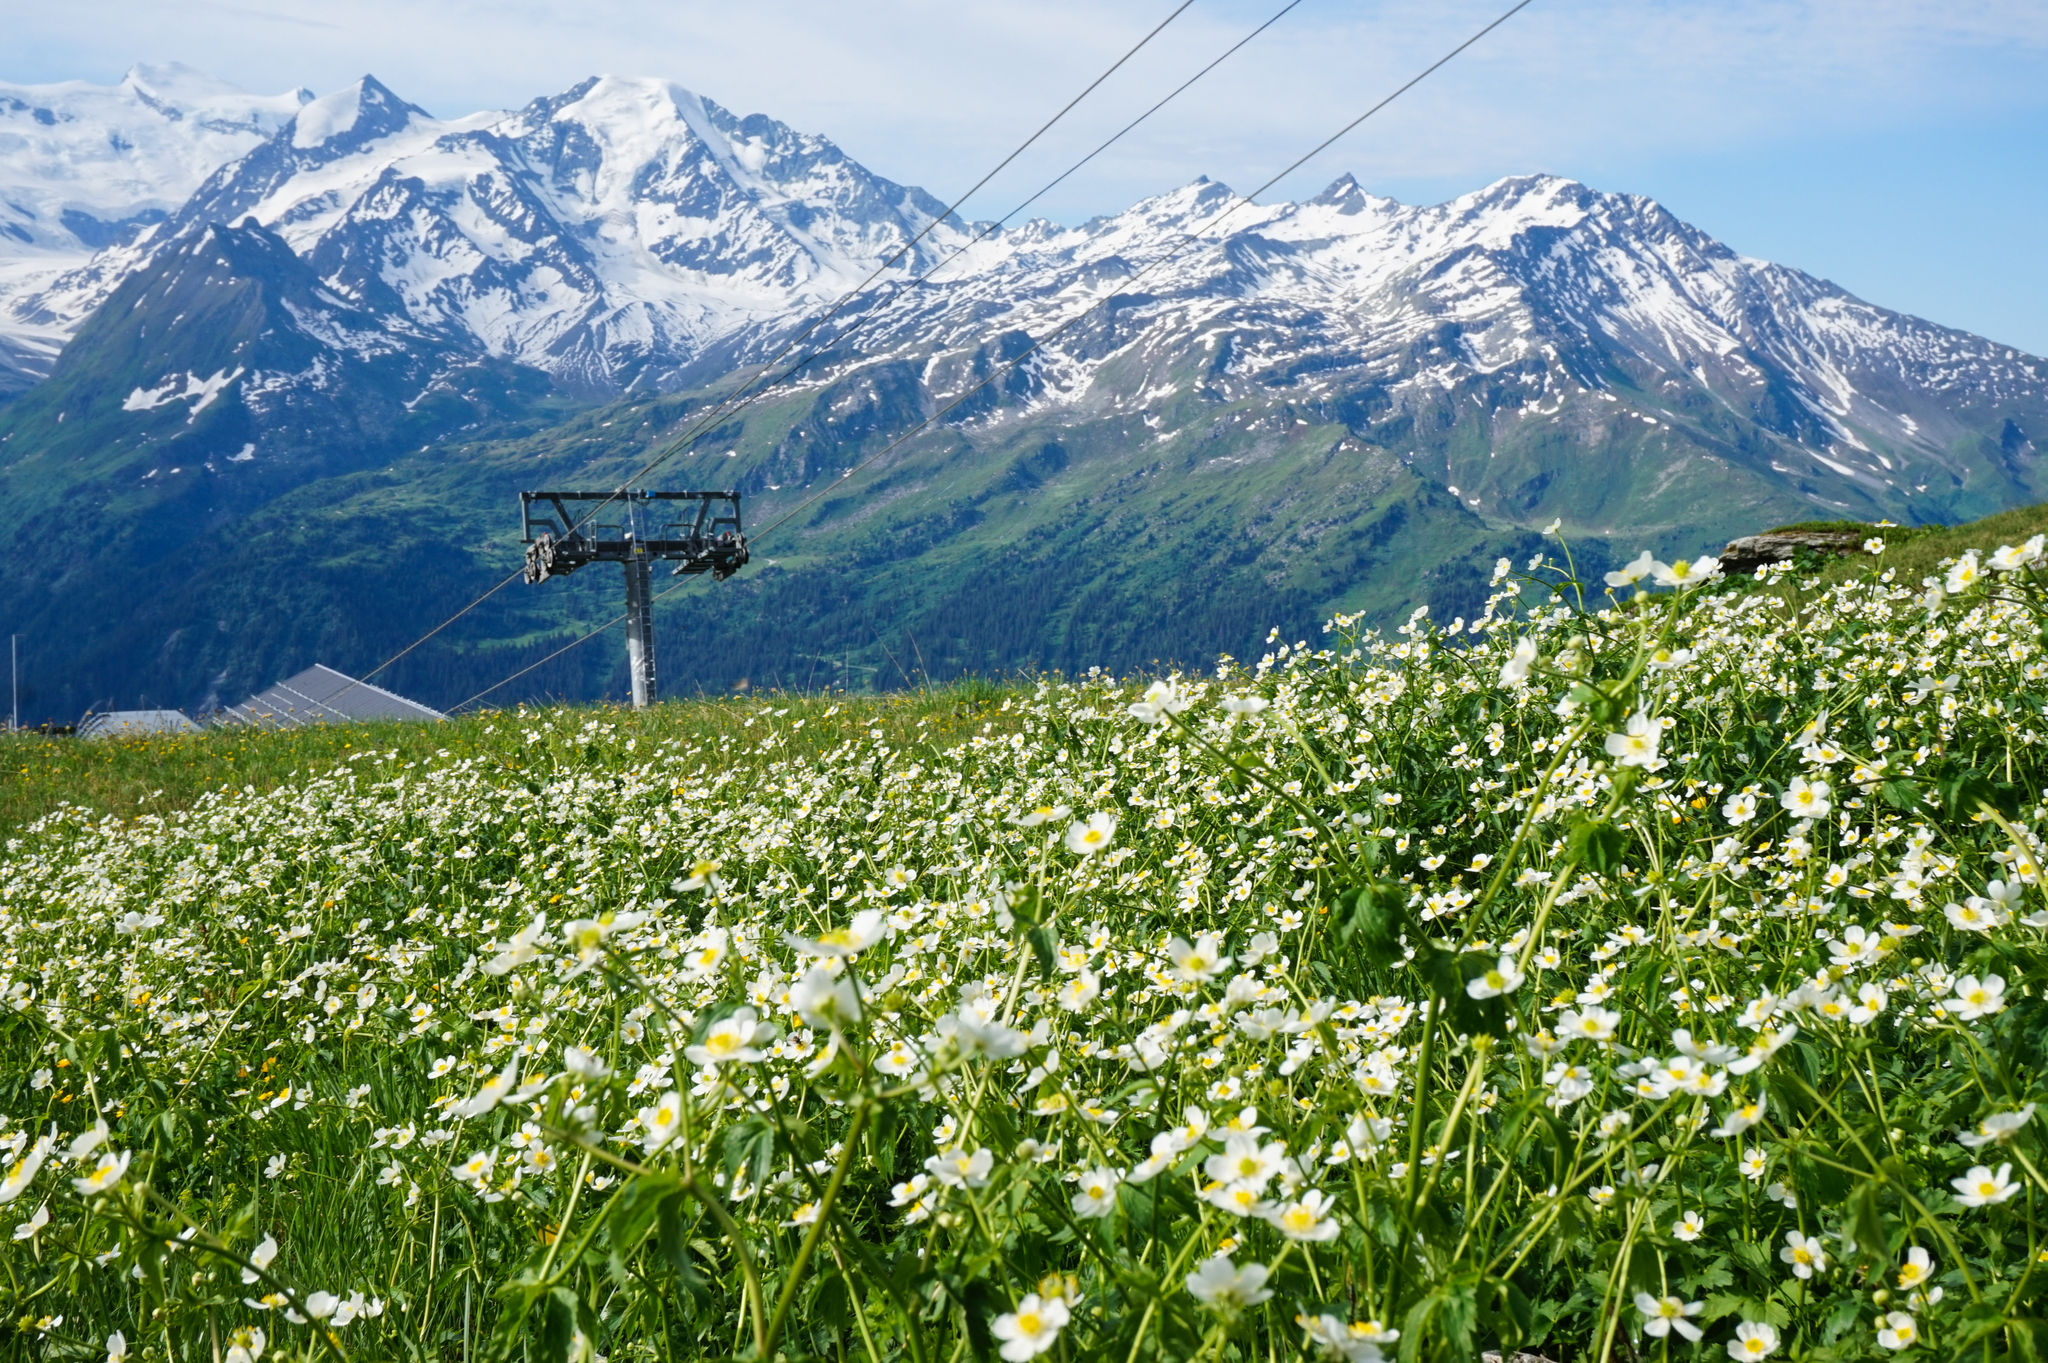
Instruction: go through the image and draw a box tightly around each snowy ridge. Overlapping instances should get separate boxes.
[0,64,309,387]
[15,73,974,395]
[5,67,2043,522]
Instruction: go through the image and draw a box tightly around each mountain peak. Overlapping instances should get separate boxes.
[288,75,427,152]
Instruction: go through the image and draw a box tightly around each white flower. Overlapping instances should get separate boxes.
[224,1326,266,1363]
[925,1146,994,1189]
[1949,974,2007,1021]
[788,965,861,1028]
[1722,791,1758,823]
[1646,645,1695,670]
[1498,636,1538,687]
[1604,710,1666,770]
[1055,970,1101,1012]
[562,1046,609,1080]
[1267,1188,1342,1242]
[1781,776,1831,818]
[66,1121,109,1162]
[71,1149,131,1196]
[1605,550,1658,588]
[0,1135,52,1205]
[673,857,723,893]
[1896,1245,1936,1289]
[1298,1312,1398,1362]
[451,1057,520,1120]
[1945,898,2009,932]
[1958,1104,2034,1149]
[1635,1293,1704,1341]
[1221,694,1269,716]
[451,1150,497,1184]
[1779,1229,1828,1278]
[302,1291,339,1320]
[1204,1132,1287,1194]
[1946,551,1982,593]
[1876,1311,1919,1351]
[105,1332,128,1363]
[1655,556,1721,588]
[991,1293,1069,1361]
[13,1204,48,1240]
[685,1008,767,1066]
[1465,955,1524,999]
[1560,1006,1621,1042]
[242,1234,278,1284]
[1673,1209,1705,1241]
[1008,804,1071,828]
[1070,1166,1122,1218]
[1164,933,1231,985]
[679,925,730,979]
[1727,1321,1779,1359]
[560,909,647,965]
[938,1009,1029,1059]
[1128,679,1192,725]
[1065,812,1118,857]
[1184,1254,1274,1311]
[481,912,547,975]
[637,1092,684,1155]
[1727,1025,1798,1075]
[1713,1097,1767,1141]
[1201,1182,1276,1218]
[1950,1162,2019,1207]
[786,908,887,959]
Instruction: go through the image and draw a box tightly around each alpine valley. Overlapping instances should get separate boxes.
[1,69,2043,721]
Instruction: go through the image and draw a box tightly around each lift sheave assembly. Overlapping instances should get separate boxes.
[519,489,748,708]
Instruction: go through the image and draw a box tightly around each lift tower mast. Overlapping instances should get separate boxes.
[519,490,748,708]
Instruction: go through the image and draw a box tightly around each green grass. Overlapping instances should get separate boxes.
[0,680,1023,835]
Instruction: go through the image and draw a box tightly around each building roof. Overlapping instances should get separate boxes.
[78,709,203,739]
[217,663,443,729]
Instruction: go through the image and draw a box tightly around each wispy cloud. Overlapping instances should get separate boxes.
[5,1,2042,218]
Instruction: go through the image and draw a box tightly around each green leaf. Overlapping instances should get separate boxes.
[1568,816,1628,875]
[1337,879,1411,960]
[1879,778,1923,811]
[1845,1177,1888,1267]
[1023,925,1056,981]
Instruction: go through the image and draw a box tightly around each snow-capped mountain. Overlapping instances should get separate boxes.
[829,171,2045,526]
[23,74,971,396]
[3,67,2046,719]
[18,69,2041,527]
[0,63,309,392]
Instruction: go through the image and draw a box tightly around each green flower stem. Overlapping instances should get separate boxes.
[535,1148,593,1283]
[1408,1036,1492,1222]
[131,1185,351,1362]
[763,1099,871,1358]
[1593,1195,1651,1363]
[1120,1232,1213,1363]
[1785,1079,1984,1304]
[1157,708,1358,875]
[827,1237,888,1363]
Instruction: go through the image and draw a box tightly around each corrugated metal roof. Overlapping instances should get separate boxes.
[217,664,443,729]
[78,709,202,739]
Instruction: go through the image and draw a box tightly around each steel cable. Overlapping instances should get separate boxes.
[312,0,1202,714]
[449,0,1536,711]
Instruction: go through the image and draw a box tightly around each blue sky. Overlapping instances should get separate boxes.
[6,0,2045,353]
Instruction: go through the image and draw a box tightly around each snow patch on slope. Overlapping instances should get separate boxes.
[290,84,363,148]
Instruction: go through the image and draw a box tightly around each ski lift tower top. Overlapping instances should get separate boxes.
[519,489,748,708]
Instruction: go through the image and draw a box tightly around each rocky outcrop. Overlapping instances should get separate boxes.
[1720,529,1871,574]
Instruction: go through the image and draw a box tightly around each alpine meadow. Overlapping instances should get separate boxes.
[6,7,2048,1362]
[4,525,2048,1361]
